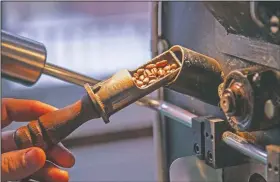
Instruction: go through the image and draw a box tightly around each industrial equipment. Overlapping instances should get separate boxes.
[1,1,280,182]
[152,2,280,182]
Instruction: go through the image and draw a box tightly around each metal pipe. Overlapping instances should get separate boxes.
[137,98,269,165]
[1,30,46,85]
[43,63,98,86]
[137,98,269,164]
[222,131,268,164]
[1,30,99,86]
[136,97,196,128]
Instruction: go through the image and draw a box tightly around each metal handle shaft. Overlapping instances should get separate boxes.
[43,62,99,86]
[1,30,47,85]
[1,30,99,86]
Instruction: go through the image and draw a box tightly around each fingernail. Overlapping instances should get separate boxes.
[25,148,46,169]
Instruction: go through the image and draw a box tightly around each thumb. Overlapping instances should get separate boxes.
[1,147,46,182]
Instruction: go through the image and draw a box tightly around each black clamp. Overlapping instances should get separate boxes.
[267,145,280,182]
[191,116,247,169]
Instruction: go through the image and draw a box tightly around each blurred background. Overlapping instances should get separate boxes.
[1,2,157,181]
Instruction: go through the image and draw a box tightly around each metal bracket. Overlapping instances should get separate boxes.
[191,116,207,160]
[204,117,247,169]
[267,145,280,182]
[192,116,248,169]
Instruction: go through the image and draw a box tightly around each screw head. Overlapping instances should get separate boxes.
[264,100,277,119]
[270,15,279,25]
[271,26,279,34]
[193,143,200,154]
[207,151,213,163]
[270,15,279,34]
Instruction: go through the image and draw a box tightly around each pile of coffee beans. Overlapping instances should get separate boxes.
[132,60,178,88]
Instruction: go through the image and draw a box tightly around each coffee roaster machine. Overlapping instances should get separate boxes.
[150,2,280,182]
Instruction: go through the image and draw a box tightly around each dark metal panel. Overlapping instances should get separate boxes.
[215,25,280,71]
[162,2,219,57]
[204,2,263,39]
[204,2,280,45]
[160,1,272,182]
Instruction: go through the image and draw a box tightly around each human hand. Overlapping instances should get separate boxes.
[1,98,75,182]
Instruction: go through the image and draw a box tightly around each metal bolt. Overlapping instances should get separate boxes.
[220,89,236,115]
[271,27,279,34]
[270,15,279,34]
[264,99,277,120]
[270,15,279,25]
[193,143,200,154]
[268,163,273,171]
[207,151,213,163]
[275,166,279,174]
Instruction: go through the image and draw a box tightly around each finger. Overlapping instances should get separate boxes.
[2,98,57,128]
[46,143,75,168]
[1,130,17,153]
[2,131,75,168]
[1,147,46,182]
[30,161,69,182]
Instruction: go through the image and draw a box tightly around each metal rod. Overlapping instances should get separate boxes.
[222,131,268,164]
[43,62,99,86]
[1,30,100,87]
[136,97,196,128]
[137,97,269,164]
[1,30,47,86]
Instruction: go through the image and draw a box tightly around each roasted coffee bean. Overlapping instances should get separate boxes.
[151,68,158,76]
[143,71,147,77]
[139,75,145,81]
[146,64,156,69]
[133,73,139,78]
[163,65,171,71]
[156,60,168,68]
[143,77,149,84]
[144,69,152,77]
[133,60,178,87]
[158,69,166,77]
[136,80,143,87]
[137,68,144,75]
[157,68,163,75]
[171,63,178,69]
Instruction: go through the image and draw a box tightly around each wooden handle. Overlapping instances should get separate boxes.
[14,94,100,150]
